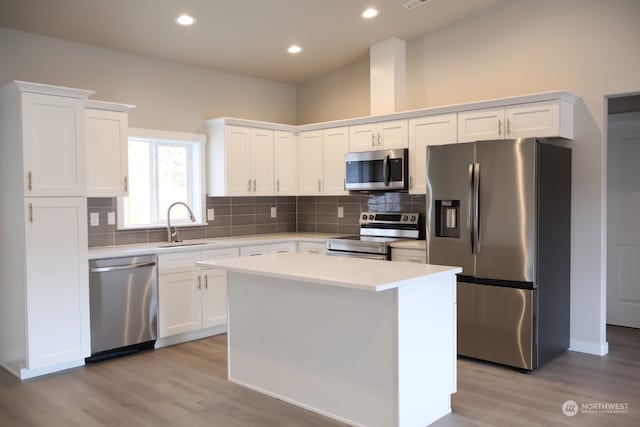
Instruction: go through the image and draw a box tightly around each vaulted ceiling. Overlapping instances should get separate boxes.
[0,0,504,83]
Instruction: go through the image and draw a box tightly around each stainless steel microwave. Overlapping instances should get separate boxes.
[345,148,409,191]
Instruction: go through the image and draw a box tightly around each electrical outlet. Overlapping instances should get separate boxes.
[337,206,344,218]
[90,212,99,226]
[207,208,215,221]
[270,207,277,218]
[107,211,116,225]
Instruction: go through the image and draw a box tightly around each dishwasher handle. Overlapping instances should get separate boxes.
[90,261,156,273]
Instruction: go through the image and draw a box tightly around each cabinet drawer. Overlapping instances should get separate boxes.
[391,248,426,264]
[298,241,327,255]
[240,244,270,257]
[269,242,296,254]
[201,247,239,262]
[158,251,201,275]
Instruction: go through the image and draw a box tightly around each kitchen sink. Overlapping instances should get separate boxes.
[156,241,211,248]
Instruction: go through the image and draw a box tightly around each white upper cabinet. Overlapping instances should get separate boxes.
[206,122,275,196]
[349,119,408,152]
[457,107,504,142]
[85,100,134,197]
[224,125,252,195]
[322,127,349,195]
[298,130,324,195]
[458,100,574,143]
[298,127,348,195]
[21,92,87,197]
[274,130,297,195]
[409,113,457,194]
[249,128,275,195]
[505,100,565,139]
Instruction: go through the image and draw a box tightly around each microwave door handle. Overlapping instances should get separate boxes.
[383,154,390,186]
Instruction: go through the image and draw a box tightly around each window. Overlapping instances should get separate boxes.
[117,128,206,229]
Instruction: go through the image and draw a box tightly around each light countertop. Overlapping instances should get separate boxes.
[88,232,338,260]
[197,252,461,292]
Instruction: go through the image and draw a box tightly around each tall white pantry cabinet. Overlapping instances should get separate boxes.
[0,81,93,379]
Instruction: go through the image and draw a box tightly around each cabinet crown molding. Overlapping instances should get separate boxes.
[205,90,579,134]
[9,80,95,99]
[86,99,136,112]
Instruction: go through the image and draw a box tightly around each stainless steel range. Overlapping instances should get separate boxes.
[326,212,421,260]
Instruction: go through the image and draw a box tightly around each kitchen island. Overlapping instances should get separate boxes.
[197,253,461,427]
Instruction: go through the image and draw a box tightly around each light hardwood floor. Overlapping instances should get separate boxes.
[0,326,638,426]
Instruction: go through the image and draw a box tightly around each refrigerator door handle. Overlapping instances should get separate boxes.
[474,162,481,255]
[468,163,475,254]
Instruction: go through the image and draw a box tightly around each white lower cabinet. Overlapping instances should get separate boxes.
[158,248,238,338]
[391,247,427,264]
[239,241,297,257]
[24,197,90,372]
[298,241,327,255]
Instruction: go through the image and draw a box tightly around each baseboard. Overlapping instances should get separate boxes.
[569,339,609,356]
[155,325,227,349]
[19,358,85,380]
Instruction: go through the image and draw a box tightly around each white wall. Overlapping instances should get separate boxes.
[297,0,640,354]
[0,27,297,133]
[296,58,370,125]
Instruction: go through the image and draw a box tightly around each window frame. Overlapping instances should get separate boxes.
[117,127,207,230]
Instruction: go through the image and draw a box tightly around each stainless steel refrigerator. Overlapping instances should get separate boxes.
[426,137,570,371]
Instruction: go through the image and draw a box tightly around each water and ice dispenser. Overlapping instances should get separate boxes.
[435,200,460,238]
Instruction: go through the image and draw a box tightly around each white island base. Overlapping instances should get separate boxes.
[199,253,460,427]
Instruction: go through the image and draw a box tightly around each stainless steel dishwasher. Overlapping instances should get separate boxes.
[86,255,158,362]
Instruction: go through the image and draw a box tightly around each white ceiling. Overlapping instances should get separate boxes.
[0,0,504,84]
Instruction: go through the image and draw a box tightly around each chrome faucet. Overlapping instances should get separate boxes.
[166,201,196,242]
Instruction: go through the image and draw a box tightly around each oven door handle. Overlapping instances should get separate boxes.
[383,154,390,187]
[327,251,388,261]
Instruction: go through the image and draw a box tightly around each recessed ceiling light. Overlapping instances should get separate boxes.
[361,8,379,19]
[288,45,302,54]
[175,14,196,26]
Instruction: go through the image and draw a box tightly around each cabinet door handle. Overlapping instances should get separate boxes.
[27,171,32,191]
[252,179,256,192]
[247,179,252,192]
[498,119,503,136]
[204,275,208,289]
[371,134,375,148]
[28,203,33,223]
[506,118,511,136]
[410,175,413,189]
[276,179,280,193]
[377,132,382,146]
[123,176,128,193]
[197,276,202,290]
[318,179,322,192]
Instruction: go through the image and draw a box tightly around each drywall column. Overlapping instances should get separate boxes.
[370,38,406,115]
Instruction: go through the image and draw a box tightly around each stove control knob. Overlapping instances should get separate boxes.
[369,214,374,220]
[411,215,417,221]
[362,214,368,220]
[402,215,408,221]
